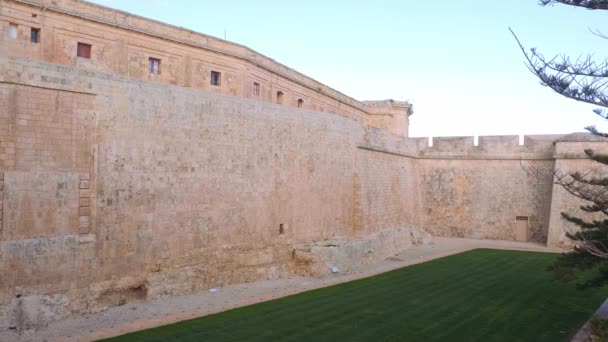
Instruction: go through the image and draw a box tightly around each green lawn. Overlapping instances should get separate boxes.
[102,249,608,342]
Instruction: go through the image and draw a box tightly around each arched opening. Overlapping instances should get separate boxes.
[297,99,304,108]
[276,91,284,105]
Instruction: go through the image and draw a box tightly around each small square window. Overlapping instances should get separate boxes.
[149,58,161,74]
[30,28,40,43]
[8,23,17,39]
[77,42,91,59]
[253,82,260,96]
[210,71,221,86]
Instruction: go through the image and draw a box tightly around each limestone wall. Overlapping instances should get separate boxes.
[0,56,424,328]
[546,139,608,248]
[360,133,559,243]
[400,134,608,246]
[1,56,608,329]
[413,135,557,243]
[0,0,413,130]
[416,158,555,242]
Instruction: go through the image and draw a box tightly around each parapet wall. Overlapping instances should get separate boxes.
[362,128,565,158]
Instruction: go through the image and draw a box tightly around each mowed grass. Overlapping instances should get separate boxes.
[102,249,608,342]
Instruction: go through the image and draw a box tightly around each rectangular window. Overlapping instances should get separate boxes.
[210,71,221,86]
[8,23,17,39]
[149,58,161,74]
[253,82,260,96]
[276,91,284,105]
[30,28,40,43]
[77,42,91,59]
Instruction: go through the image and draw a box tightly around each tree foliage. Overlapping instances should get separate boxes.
[515,1,608,288]
[540,0,608,10]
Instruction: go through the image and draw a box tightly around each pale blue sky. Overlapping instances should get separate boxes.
[90,0,608,137]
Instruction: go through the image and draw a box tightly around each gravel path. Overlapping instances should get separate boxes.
[2,237,563,342]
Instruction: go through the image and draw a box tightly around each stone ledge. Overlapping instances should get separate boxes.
[289,227,432,277]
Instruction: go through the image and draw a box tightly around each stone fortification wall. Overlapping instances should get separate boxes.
[0,0,412,131]
[416,157,555,242]
[413,135,557,243]
[2,56,607,329]
[362,132,560,243]
[546,136,608,248]
[2,4,608,326]
[363,131,608,246]
[0,57,423,329]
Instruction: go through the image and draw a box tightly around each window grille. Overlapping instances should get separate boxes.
[30,28,40,43]
[210,71,221,86]
[149,58,161,74]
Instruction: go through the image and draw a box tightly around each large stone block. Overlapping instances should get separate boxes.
[289,227,432,277]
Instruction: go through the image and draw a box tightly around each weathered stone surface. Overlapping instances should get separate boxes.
[0,294,71,332]
[0,0,608,331]
[2,172,80,241]
[0,56,425,327]
[546,140,608,248]
[416,159,554,243]
[289,227,432,277]
[0,0,412,134]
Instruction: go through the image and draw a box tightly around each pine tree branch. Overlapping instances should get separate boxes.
[540,0,608,10]
[510,28,608,123]
[521,0,608,287]
[586,126,608,138]
[586,149,608,166]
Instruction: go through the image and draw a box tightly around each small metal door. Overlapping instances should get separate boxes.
[515,216,529,242]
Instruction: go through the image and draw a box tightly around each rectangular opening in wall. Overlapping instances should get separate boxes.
[211,71,221,86]
[8,23,17,39]
[519,135,524,146]
[428,136,433,147]
[30,28,40,43]
[279,224,285,235]
[277,91,284,104]
[77,42,91,58]
[253,82,260,96]
[515,216,529,242]
[149,58,161,74]
[474,135,479,146]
